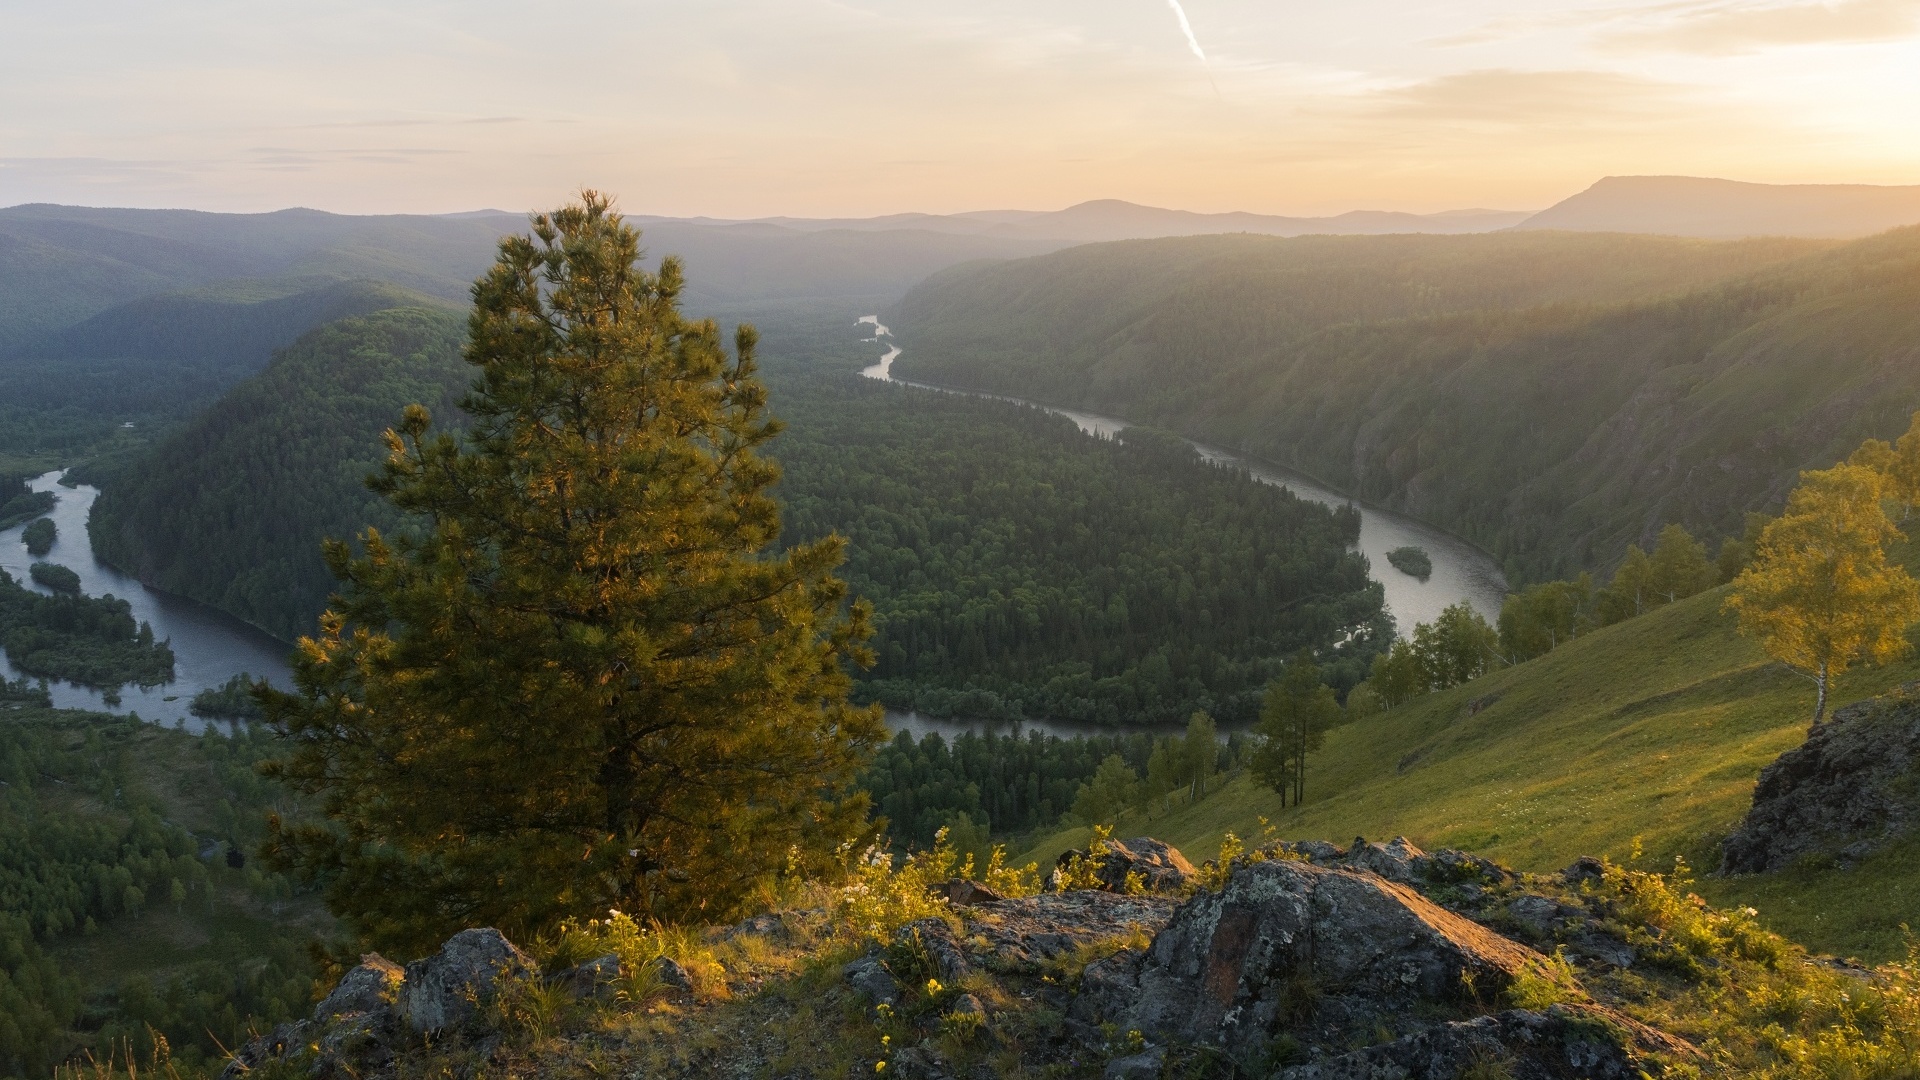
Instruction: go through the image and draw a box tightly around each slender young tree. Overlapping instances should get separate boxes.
[1725,463,1920,727]
[1252,654,1338,806]
[261,193,884,954]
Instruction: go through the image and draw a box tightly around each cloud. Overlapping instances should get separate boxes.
[1606,0,1920,53]
[1436,0,1920,53]
[1362,69,1701,127]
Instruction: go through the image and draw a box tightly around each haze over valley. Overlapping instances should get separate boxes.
[8,4,1920,1078]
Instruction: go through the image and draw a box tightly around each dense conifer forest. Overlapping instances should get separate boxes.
[0,570,173,689]
[0,701,316,1079]
[88,309,1387,725]
[891,227,1920,582]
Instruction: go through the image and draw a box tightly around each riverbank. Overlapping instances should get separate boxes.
[856,316,1509,633]
[0,472,292,728]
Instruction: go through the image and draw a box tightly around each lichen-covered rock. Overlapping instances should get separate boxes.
[400,928,536,1033]
[1722,686,1920,873]
[897,917,972,982]
[963,890,1180,973]
[1277,1005,1672,1080]
[1053,837,1196,893]
[1341,835,1429,883]
[559,954,622,1000]
[1115,859,1556,1054]
[845,951,901,1006]
[929,878,1005,906]
[313,953,404,1022]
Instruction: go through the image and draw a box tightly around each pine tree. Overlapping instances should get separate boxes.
[1725,463,1920,727]
[261,194,884,954]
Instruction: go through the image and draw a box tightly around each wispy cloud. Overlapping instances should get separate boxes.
[1608,0,1920,53]
[1434,0,1920,53]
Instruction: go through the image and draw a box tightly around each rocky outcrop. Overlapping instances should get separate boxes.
[248,838,1697,1080]
[1095,858,1556,1057]
[1722,686,1920,873]
[223,929,540,1080]
[1050,836,1196,893]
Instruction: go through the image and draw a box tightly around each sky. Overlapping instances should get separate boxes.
[2,0,1917,217]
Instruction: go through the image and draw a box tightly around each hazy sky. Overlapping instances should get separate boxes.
[3,0,1917,217]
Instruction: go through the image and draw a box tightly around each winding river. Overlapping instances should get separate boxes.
[1,472,292,730]
[1,323,1507,742]
[857,315,1510,741]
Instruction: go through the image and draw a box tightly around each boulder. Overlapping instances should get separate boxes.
[1341,836,1428,884]
[1116,859,1558,1054]
[963,890,1180,973]
[1277,1005,1669,1080]
[929,878,1006,906]
[1053,837,1196,893]
[655,956,694,991]
[844,950,902,1006]
[1103,1046,1166,1080]
[558,954,622,1000]
[1722,687,1920,873]
[897,917,972,983]
[312,953,404,1022]
[400,928,537,1033]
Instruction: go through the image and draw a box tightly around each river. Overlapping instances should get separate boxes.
[857,314,1510,742]
[1,471,293,730]
[0,323,1507,742]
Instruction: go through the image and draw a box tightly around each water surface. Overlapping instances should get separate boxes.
[1,472,292,729]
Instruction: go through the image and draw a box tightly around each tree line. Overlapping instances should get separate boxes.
[0,711,313,1079]
[0,569,173,690]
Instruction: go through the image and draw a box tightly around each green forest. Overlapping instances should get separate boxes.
[87,307,472,639]
[0,570,173,689]
[0,702,319,1079]
[89,309,1387,725]
[891,227,1920,583]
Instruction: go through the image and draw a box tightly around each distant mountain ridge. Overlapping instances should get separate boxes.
[1517,176,1920,238]
[636,199,1532,243]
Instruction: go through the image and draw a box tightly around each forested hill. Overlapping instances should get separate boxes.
[88,308,470,639]
[90,310,1386,724]
[889,227,1920,582]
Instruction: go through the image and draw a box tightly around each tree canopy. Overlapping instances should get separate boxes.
[262,195,884,954]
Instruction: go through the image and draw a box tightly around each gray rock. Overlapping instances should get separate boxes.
[843,951,901,1006]
[1103,1045,1166,1080]
[1341,835,1428,883]
[558,954,622,1000]
[1722,686,1920,873]
[655,956,694,991]
[1118,859,1553,1055]
[897,917,972,982]
[400,928,537,1033]
[1568,930,1637,969]
[312,953,404,1022]
[1053,837,1196,893]
[963,890,1179,973]
[947,992,987,1019]
[1505,894,1579,936]
[1277,1006,1662,1080]
[929,878,1006,906]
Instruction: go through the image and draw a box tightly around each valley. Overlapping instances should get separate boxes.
[4,191,1920,1079]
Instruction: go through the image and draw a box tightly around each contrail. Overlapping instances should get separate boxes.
[1164,0,1220,94]
[1165,0,1207,62]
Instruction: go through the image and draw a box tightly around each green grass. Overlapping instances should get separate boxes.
[1015,584,1920,961]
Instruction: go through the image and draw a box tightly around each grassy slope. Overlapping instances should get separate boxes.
[1016,584,1920,962]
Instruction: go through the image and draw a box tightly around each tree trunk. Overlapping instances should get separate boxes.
[1811,662,1830,728]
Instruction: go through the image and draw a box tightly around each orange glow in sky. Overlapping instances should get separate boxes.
[3,0,1917,216]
